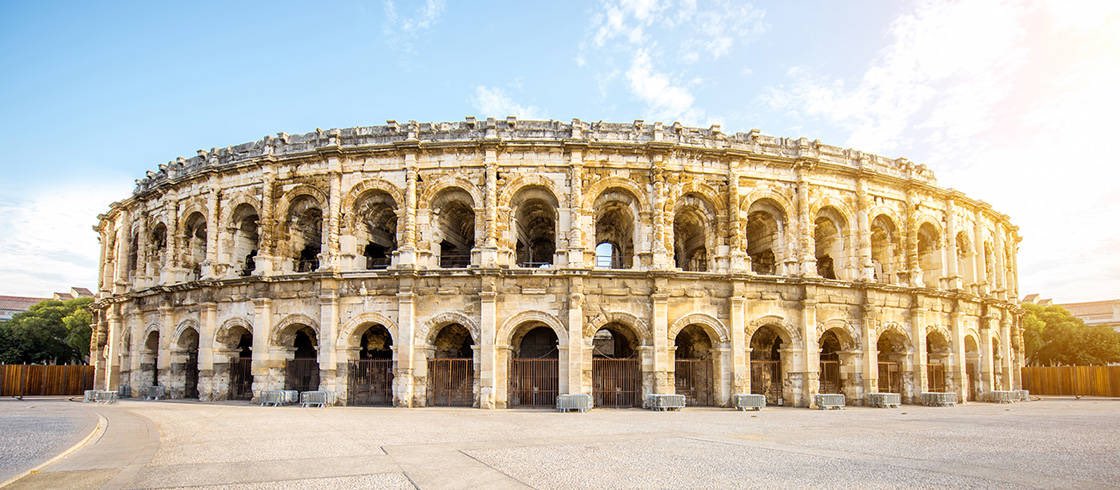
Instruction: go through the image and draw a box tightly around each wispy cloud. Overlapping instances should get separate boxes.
[470,86,543,119]
[382,0,446,56]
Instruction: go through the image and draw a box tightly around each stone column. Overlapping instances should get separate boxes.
[651,289,671,393]
[105,306,123,391]
[994,224,1007,299]
[729,294,748,394]
[479,289,497,408]
[567,150,585,267]
[1000,312,1013,390]
[567,280,586,394]
[135,215,149,286]
[319,288,340,393]
[727,166,748,272]
[802,294,818,405]
[203,184,219,278]
[950,309,967,401]
[863,305,879,399]
[254,170,276,275]
[325,164,342,271]
[197,303,217,400]
[481,149,499,267]
[166,196,184,282]
[396,290,416,407]
[979,318,994,396]
[113,212,131,294]
[796,163,816,276]
[651,159,671,269]
[905,189,921,287]
[911,303,927,402]
[98,226,112,294]
[973,218,988,295]
[251,298,272,398]
[856,176,873,281]
[398,156,419,267]
[157,306,174,389]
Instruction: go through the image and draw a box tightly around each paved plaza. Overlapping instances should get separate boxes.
[3,397,1119,489]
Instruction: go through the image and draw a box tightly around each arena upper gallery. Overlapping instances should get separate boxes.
[90,118,1023,409]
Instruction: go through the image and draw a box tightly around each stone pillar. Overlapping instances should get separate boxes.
[196,303,217,400]
[481,150,499,267]
[727,166,748,272]
[979,318,994,395]
[567,280,586,394]
[950,309,967,401]
[134,215,149,286]
[319,288,340,393]
[945,200,961,289]
[254,170,276,275]
[1000,312,1013,390]
[398,156,419,267]
[905,190,921,287]
[479,289,497,408]
[325,164,342,270]
[251,298,272,398]
[729,294,748,394]
[863,305,878,399]
[651,289,671,393]
[802,294,819,405]
[157,306,174,389]
[796,163,816,276]
[973,218,988,295]
[856,177,873,281]
[105,306,123,391]
[994,224,1007,299]
[651,158,671,269]
[396,290,416,407]
[202,184,219,278]
[911,303,927,402]
[113,211,131,294]
[567,150,585,267]
[97,226,112,294]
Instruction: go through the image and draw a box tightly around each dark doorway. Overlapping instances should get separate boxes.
[509,326,559,408]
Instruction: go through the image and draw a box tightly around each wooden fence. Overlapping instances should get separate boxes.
[1021,365,1120,397]
[0,364,95,396]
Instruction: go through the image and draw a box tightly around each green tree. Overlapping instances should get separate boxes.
[1022,302,1120,365]
[0,297,93,364]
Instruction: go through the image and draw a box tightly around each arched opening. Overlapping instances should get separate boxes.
[182,212,207,280]
[592,323,641,408]
[223,326,253,401]
[173,327,200,399]
[814,207,848,280]
[745,201,785,275]
[286,196,323,272]
[673,195,714,272]
[127,231,139,279]
[749,325,784,405]
[964,336,980,400]
[428,324,474,407]
[673,324,714,406]
[819,330,844,394]
[285,327,320,392]
[593,190,637,269]
[512,187,558,268]
[926,330,951,393]
[917,223,943,288]
[432,189,474,268]
[877,329,909,395]
[149,223,168,277]
[349,324,394,406]
[230,204,260,277]
[508,325,559,407]
[141,330,160,391]
[355,191,398,270]
[870,215,901,284]
[956,232,975,289]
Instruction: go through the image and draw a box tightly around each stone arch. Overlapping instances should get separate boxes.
[875,322,913,350]
[499,173,563,206]
[214,317,253,349]
[741,188,795,220]
[498,310,568,347]
[816,318,859,349]
[584,311,651,344]
[337,312,399,349]
[420,177,482,208]
[271,313,321,347]
[810,197,857,226]
[275,184,328,223]
[747,315,800,343]
[172,319,200,348]
[672,192,720,271]
[419,312,481,346]
[177,200,208,234]
[581,177,650,215]
[220,193,262,229]
[669,313,729,344]
[669,181,726,217]
[508,184,561,267]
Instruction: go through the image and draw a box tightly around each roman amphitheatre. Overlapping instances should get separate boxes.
[88,118,1022,409]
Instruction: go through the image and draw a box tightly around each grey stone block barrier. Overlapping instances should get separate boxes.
[646,394,686,411]
[555,394,592,412]
[868,393,901,408]
[921,392,957,407]
[732,394,766,411]
[815,393,845,410]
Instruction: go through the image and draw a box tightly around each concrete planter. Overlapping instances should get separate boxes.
[732,394,767,411]
[815,393,845,410]
[646,394,686,411]
[868,392,901,408]
[921,392,957,407]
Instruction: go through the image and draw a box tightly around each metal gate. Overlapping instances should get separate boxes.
[966,362,979,401]
[229,358,253,400]
[593,358,640,408]
[820,360,841,394]
[927,363,947,392]
[674,359,714,406]
[750,360,782,405]
[428,358,473,407]
[349,360,394,406]
[286,359,320,392]
[185,351,200,399]
[878,361,901,393]
[509,358,558,407]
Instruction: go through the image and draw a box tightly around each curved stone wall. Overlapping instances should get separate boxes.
[91,118,1022,407]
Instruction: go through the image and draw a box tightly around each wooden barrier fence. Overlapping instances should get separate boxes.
[0,364,95,397]
[1021,365,1120,397]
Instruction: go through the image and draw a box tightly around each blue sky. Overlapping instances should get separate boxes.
[1,0,1117,302]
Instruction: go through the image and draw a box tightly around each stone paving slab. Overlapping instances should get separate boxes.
[0,398,98,485]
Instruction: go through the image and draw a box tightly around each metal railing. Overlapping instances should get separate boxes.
[509,358,558,407]
[592,357,640,408]
[439,253,471,268]
[427,358,473,406]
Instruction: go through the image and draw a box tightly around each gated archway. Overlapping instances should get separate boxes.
[215,323,253,401]
[592,323,642,408]
[508,325,559,408]
[749,324,785,405]
[285,327,320,392]
[428,323,474,407]
[673,324,715,406]
[965,335,980,401]
[926,330,951,393]
[877,328,909,395]
[819,329,843,394]
[141,330,160,391]
[348,324,394,406]
[172,326,200,399]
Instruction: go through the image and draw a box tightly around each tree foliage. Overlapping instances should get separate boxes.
[0,297,93,364]
[1022,302,1120,366]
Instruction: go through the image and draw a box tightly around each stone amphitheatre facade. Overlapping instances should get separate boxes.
[90,118,1023,409]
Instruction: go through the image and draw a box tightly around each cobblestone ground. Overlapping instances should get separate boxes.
[10,398,1120,489]
[0,398,98,484]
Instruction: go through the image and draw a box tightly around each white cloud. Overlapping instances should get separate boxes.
[626,49,700,123]
[382,0,445,55]
[0,179,131,297]
[470,86,543,119]
[763,0,1120,302]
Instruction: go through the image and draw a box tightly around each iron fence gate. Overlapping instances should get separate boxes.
[286,359,320,392]
[927,363,947,392]
[966,362,979,401]
[878,362,901,393]
[593,358,641,408]
[185,351,200,398]
[750,360,782,405]
[229,358,253,400]
[820,360,841,394]
[428,358,473,407]
[509,358,558,407]
[674,359,714,406]
[349,360,394,406]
